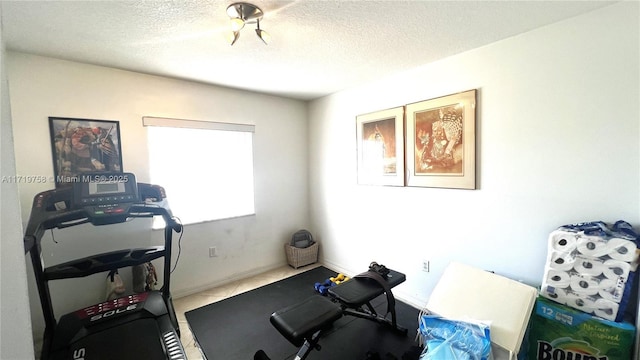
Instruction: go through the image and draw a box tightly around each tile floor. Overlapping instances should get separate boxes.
[173,263,322,360]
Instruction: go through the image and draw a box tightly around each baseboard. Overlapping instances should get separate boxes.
[173,261,289,299]
[392,290,426,311]
[320,259,353,277]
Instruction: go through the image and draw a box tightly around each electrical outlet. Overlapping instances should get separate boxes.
[209,246,218,257]
[422,260,430,272]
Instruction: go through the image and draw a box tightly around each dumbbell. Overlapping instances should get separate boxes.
[314,279,335,295]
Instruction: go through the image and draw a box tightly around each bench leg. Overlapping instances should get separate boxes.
[255,329,323,360]
[293,329,322,360]
[342,305,408,335]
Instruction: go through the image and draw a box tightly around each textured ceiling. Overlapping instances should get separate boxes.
[1,1,616,100]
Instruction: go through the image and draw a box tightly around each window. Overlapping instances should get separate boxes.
[143,117,255,226]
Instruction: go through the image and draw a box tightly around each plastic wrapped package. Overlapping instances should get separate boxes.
[540,220,640,321]
[418,314,492,360]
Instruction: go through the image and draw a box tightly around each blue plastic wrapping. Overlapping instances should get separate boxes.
[418,314,492,360]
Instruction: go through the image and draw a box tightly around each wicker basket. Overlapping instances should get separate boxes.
[285,242,319,269]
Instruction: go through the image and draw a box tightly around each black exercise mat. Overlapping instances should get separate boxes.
[185,266,422,360]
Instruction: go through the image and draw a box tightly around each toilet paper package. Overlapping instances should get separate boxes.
[540,221,640,321]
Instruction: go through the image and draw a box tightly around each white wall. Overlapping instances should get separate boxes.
[308,2,640,308]
[0,6,35,358]
[6,53,309,346]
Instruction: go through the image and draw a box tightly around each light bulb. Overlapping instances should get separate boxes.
[226,31,240,46]
[230,17,245,32]
[256,29,271,45]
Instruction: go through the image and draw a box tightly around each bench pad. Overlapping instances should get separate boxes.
[329,269,405,306]
[270,295,343,347]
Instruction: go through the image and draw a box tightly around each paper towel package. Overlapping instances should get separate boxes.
[528,296,635,360]
[540,221,640,321]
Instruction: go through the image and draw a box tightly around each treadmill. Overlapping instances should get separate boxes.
[24,173,187,360]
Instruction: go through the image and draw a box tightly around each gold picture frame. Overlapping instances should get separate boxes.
[405,89,476,189]
[356,106,405,186]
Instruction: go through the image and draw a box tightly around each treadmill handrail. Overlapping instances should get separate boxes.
[24,201,181,254]
[44,246,166,281]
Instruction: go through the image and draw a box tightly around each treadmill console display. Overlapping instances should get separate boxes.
[73,173,139,212]
[89,181,125,195]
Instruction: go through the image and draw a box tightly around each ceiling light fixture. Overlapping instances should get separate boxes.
[226,2,271,46]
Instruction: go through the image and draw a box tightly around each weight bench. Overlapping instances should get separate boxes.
[255,268,407,360]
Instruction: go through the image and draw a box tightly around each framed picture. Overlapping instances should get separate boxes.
[405,89,476,189]
[49,117,123,187]
[356,106,405,186]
